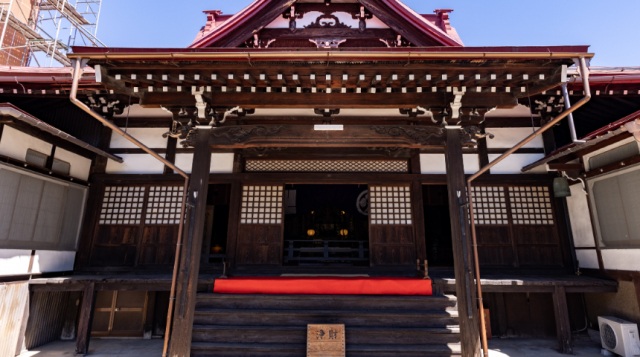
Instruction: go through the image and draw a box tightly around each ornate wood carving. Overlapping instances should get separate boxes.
[212,126,284,144]
[305,13,351,29]
[371,125,445,145]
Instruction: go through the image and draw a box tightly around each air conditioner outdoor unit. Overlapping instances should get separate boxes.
[599,316,640,356]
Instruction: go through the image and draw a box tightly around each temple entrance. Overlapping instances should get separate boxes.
[423,185,454,267]
[283,184,369,266]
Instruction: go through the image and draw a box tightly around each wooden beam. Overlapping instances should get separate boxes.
[140,91,517,109]
[169,128,212,356]
[205,124,452,149]
[76,282,96,355]
[444,127,481,357]
[552,285,573,354]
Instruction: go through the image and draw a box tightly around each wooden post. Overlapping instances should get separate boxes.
[76,282,96,355]
[168,128,212,357]
[552,285,573,354]
[445,127,481,357]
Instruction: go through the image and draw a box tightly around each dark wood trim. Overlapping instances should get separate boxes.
[540,117,557,154]
[75,183,105,269]
[477,125,489,168]
[225,182,243,270]
[444,128,481,356]
[76,282,96,355]
[585,155,640,179]
[411,179,426,263]
[163,137,177,175]
[169,128,212,356]
[552,285,572,353]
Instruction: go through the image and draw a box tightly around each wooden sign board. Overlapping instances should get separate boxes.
[307,324,345,357]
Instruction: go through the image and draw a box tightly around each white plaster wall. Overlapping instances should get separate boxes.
[419,154,479,175]
[0,249,31,276]
[486,127,544,149]
[420,154,446,174]
[488,153,547,174]
[566,184,596,248]
[463,154,479,174]
[602,249,640,271]
[175,153,235,174]
[105,154,166,174]
[53,147,92,181]
[575,249,599,269]
[32,250,75,273]
[0,126,52,162]
[109,128,168,149]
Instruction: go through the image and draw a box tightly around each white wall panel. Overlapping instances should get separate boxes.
[566,184,597,247]
[463,154,479,174]
[32,250,75,273]
[105,154,165,174]
[420,154,446,174]
[175,153,235,174]
[486,127,544,149]
[575,249,599,269]
[0,249,31,276]
[0,126,52,162]
[488,154,546,174]
[53,147,92,181]
[109,128,168,149]
[602,249,640,271]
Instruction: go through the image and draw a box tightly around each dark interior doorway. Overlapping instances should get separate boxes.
[203,184,231,265]
[283,184,369,266]
[423,185,454,266]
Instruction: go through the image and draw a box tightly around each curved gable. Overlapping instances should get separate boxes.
[190,0,463,49]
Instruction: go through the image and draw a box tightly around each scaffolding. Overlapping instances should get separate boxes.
[0,0,104,67]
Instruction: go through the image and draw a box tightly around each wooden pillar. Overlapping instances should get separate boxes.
[410,150,427,263]
[76,282,96,355]
[169,128,212,357]
[552,285,573,354]
[445,127,481,357]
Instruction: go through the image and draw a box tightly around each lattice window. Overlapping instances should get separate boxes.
[508,186,554,225]
[369,185,412,225]
[470,186,508,225]
[245,160,408,173]
[145,186,184,225]
[99,186,144,225]
[240,185,283,224]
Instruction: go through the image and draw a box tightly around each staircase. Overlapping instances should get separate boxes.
[191,293,461,356]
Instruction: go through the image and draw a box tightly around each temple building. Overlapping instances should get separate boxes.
[0,1,639,356]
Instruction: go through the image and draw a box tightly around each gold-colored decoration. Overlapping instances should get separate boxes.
[307,229,316,237]
[338,228,349,237]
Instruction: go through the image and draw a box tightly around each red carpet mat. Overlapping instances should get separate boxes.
[213,277,432,295]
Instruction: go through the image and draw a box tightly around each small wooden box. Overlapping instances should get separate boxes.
[307,324,345,357]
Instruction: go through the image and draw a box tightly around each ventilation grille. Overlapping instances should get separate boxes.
[145,186,183,224]
[509,186,553,225]
[240,185,283,225]
[245,159,408,173]
[471,185,554,226]
[99,185,184,225]
[369,185,412,225]
[471,186,508,225]
[99,186,144,225]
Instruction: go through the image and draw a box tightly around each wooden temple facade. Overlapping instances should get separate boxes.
[1,1,637,356]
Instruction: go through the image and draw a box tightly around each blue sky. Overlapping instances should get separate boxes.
[97,1,639,67]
